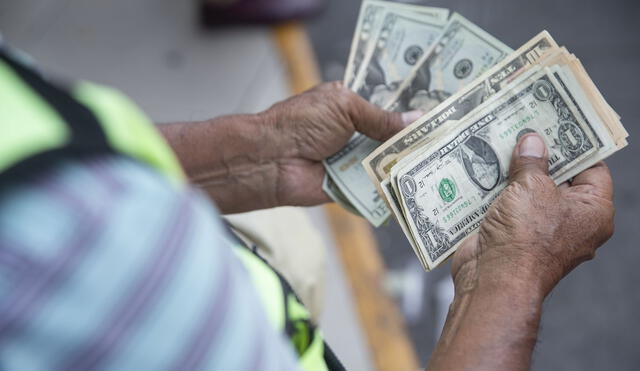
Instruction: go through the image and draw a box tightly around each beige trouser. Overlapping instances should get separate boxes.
[224,207,327,320]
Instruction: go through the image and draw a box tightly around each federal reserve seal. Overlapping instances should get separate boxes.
[438,178,457,203]
[453,58,473,79]
[404,45,423,66]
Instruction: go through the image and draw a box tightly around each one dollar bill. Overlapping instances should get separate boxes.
[394,67,603,269]
[363,31,559,193]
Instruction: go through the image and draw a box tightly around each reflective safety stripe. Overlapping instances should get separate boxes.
[0,48,111,156]
[288,295,328,371]
[0,48,183,184]
[234,246,330,371]
[233,247,286,330]
[72,82,185,183]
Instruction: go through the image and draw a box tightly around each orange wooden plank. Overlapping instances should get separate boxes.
[272,22,419,371]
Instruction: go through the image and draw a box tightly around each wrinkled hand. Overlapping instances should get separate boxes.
[262,82,420,207]
[452,133,615,297]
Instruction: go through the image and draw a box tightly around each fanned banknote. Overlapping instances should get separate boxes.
[326,1,449,220]
[384,13,513,112]
[351,10,449,105]
[325,5,509,227]
[343,1,387,89]
[344,0,449,88]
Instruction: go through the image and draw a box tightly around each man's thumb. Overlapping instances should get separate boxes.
[508,133,550,184]
[368,109,423,141]
[351,97,423,141]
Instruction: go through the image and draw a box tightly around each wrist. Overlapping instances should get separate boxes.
[454,243,553,303]
[475,247,556,301]
[452,261,545,341]
[437,256,545,371]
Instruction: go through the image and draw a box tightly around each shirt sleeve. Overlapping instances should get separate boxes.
[0,155,300,371]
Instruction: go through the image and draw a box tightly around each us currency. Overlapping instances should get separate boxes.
[322,174,360,215]
[380,176,434,269]
[343,1,387,88]
[326,2,449,225]
[351,11,448,106]
[546,63,626,182]
[363,31,558,192]
[328,10,510,227]
[394,67,604,269]
[343,1,449,89]
[560,56,627,144]
[324,134,390,226]
[384,13,513,112]
[328,0,447,211]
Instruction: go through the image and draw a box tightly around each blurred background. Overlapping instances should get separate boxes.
[1,0,639,370]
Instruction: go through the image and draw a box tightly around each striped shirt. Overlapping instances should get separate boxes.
[0,154,300,370]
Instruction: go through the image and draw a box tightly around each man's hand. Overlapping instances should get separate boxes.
[261,82,420,207]
[428,133,614,371]
[452,132,615,297]
[160,82,420,214]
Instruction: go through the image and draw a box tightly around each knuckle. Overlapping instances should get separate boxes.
[524,172,550,189]
[341,89,358,105]
[315,81,342,93]
[506,180,525,193]
[381,110,396,130]
[327,81,343,91]
[332,86,355,108]
[327,81,349,97]
[511,171,552,195]
[602,218,615,241]
[314,82,351,106]
[607,204,616,233]
[593,203,615,244]
[505,181,529,200]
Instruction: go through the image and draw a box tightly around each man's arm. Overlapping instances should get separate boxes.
[159,113,279,214]
[428,260,545,370]
[0,156,301,370]
[428,133,614,370]
[159,82,415,214]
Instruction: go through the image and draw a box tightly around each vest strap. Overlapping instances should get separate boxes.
[0,49,112,155]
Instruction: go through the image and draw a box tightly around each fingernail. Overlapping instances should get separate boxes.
[519,134,545,158]
[401,110,424,126]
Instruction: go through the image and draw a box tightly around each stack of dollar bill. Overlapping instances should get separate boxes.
[323,1,513,226]
[323,0,629,271]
